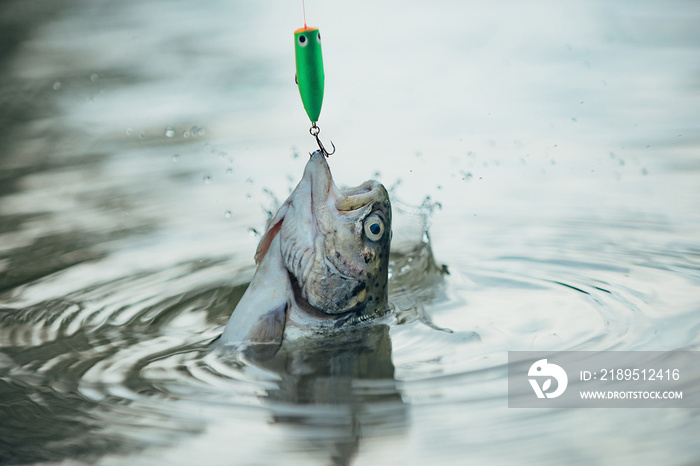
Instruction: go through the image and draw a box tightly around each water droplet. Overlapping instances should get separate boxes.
[172,154,180,162]
[165,127,175,138]
[224,211,232,218]
[218,151,227,159]
[203,176,211,184]
[249,228,260,238]
[226,168,233,175]
[642,168,648,176]
[183,130,191,139]
[90,73,99,82]
[52,81,62,91]
[125,128,134,136]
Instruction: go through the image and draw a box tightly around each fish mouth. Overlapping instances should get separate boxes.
[336,181,379,212]
[307,151,381,217]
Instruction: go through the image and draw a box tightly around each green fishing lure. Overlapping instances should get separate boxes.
[294,26,324,123]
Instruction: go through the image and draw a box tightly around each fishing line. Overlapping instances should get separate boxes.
[302,0,307,28]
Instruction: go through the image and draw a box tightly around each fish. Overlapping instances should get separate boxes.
[219,150,392,358]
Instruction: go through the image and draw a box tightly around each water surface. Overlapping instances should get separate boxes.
[1,1,699,464]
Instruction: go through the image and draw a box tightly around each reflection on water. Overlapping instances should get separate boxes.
[2,0,700,465]
[250,324,404,466]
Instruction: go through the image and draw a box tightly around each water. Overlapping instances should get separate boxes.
[1,0,699,464]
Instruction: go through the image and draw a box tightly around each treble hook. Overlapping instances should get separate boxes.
[309,123,335,157]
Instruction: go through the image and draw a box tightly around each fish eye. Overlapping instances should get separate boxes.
[316,32,321,43]
[297,34,308,47]
[364,214,384,241]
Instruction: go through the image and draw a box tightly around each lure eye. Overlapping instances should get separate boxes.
[297,34,308,47]
[364,214,384,242]
[316,32,321,43]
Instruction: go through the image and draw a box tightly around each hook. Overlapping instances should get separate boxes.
[309,123,335,157]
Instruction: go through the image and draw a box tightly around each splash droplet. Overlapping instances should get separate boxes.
[203,176,212,184]
[226,168,233,175]
[165,127,175,138]
[172,154,180,162]
[52,81,62,91]
[224,211,232,218]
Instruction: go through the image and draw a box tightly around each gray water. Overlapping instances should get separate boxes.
[1,0,700,464]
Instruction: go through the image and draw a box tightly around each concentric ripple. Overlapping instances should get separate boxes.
[4,189,698,466]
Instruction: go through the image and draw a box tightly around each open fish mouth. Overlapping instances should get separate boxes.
[336,181,379,212]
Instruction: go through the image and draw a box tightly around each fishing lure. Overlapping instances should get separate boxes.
[294,24,334,155]
[294,26,324,124]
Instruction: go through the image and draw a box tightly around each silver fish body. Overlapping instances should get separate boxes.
[219,151,392,357]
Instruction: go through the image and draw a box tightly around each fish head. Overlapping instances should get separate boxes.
[256,151,392,316]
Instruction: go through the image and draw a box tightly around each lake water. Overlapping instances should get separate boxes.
[1,0,699,464]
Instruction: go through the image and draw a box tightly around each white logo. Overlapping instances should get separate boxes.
[528,359,568,399]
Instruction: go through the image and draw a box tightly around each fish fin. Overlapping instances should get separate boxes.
[254,200,290,263]
[243,302,288,360]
